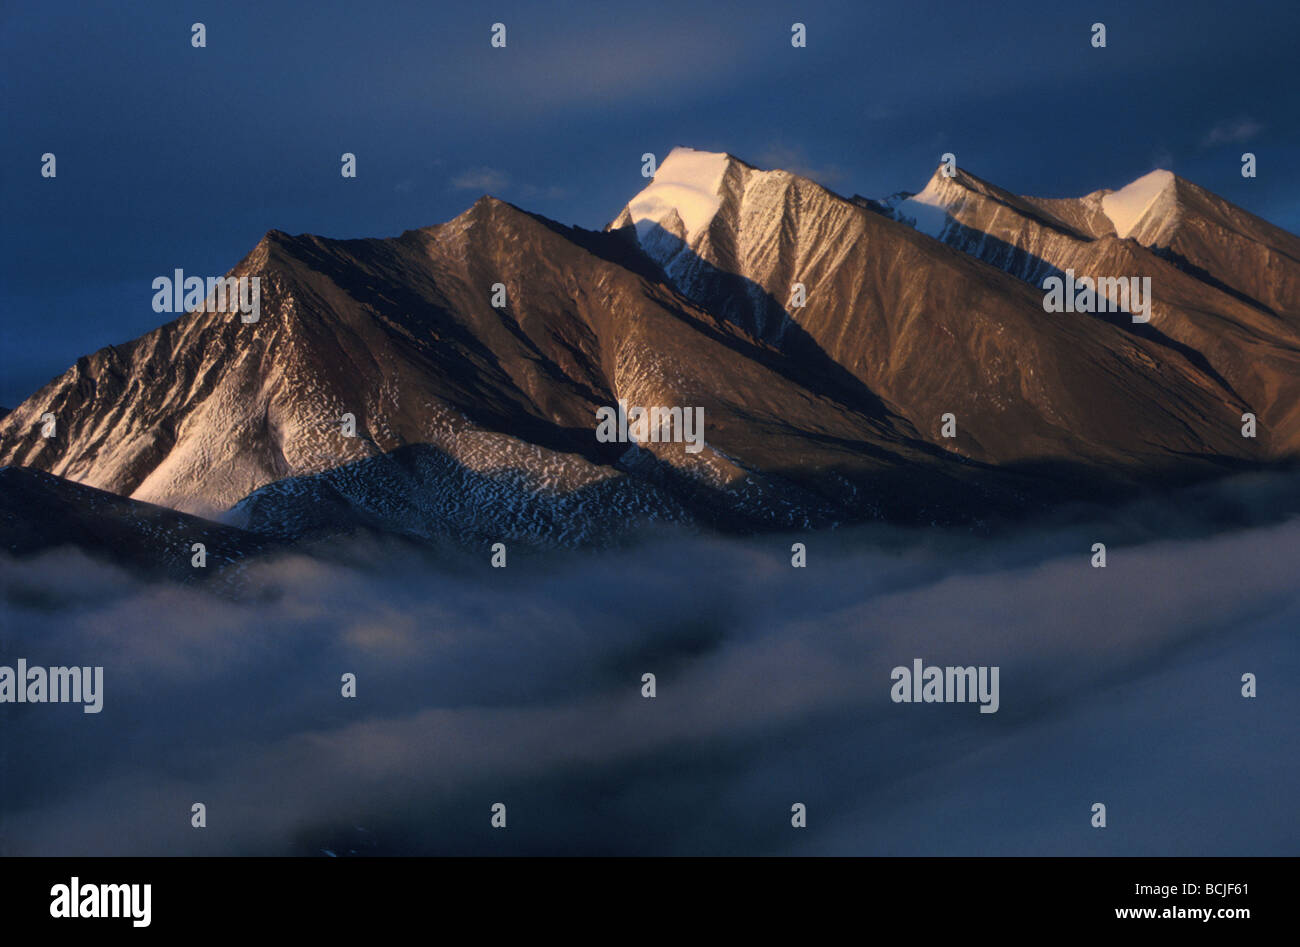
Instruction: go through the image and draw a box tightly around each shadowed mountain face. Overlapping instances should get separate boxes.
[2,147,1297,551]
[0,467,272,580]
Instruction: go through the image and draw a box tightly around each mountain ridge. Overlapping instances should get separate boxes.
[2,148,1297,550]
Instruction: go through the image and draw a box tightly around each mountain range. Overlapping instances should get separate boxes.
[3,147,1298,566]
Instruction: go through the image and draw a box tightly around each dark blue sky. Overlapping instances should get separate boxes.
[3,0,1297,406]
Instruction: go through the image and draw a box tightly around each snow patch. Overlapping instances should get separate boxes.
[627,147,730,244]
[1101,170,1175,238]
[895,176,953,239]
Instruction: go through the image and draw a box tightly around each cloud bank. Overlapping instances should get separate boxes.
[1,478,1297,855]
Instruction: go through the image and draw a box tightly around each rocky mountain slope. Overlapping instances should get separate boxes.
[2,147,1297,551]
[0,466,271,579]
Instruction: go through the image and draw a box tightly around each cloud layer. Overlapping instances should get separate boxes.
[2,477,1297,855]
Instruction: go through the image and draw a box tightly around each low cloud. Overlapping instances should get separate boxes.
[449,168,567,202]
[755,143,847,186]
[450,167,511,192]
[1202,117,1264,147]
[2,474,1298,855]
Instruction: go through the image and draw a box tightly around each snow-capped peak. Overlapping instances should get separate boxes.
[1101,169,1176,239]
[892,168,959,238]
[626,147,732,243]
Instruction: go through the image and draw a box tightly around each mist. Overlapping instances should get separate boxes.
[1,474,1297,855]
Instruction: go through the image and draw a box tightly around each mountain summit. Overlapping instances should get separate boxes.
[1101,169,1178,239]
[3,149,1299,554]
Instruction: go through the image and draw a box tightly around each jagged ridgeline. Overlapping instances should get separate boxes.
[3,147,1299,555]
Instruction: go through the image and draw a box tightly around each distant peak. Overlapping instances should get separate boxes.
[883,165,990,238]
[254,228,294,250]
[663,145,727,162]
[1101,169,1176,238]
[461,194,509,216]
[618,145,842,245]
[626,148,734,243]
[920,163,1005,198]
[449,194,517,226]
[660,146,756,170]
[1124,168,1176,188]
